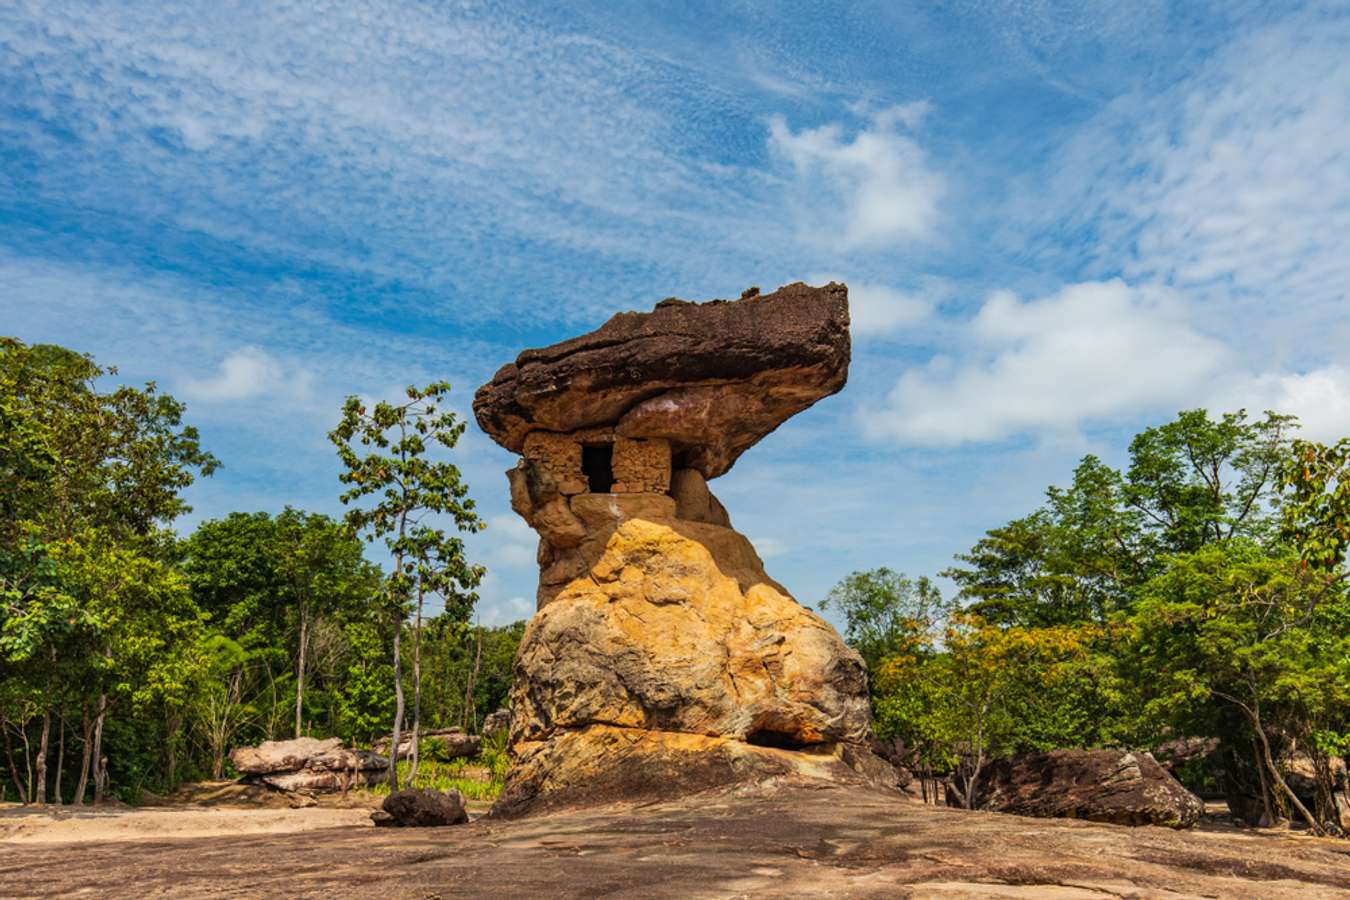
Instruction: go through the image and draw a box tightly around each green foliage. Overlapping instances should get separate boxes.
[370,756,505,801]
[863,408,1347,832]
[0,341,522,807]
[1281,437,1350,573]
[329,382,485,619]
[0,338,216,805]
[821,568,949,671]
[329,381,487,789]
[945,410,1294,626]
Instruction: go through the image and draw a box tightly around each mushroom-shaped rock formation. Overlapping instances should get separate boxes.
[475,283,890,818]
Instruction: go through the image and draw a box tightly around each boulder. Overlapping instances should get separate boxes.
[372,788,469,827]
[473,282,850,479]
[262,768,386,793]
[229,737,389,794]
[229,737,344,775]
[973,750,1205,828]
[510,518,871,752]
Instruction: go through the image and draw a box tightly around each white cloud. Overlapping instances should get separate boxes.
[869,280,1228,444]
[180,347,281,402]
[1216,366,1350,444]
[768,104,944,250]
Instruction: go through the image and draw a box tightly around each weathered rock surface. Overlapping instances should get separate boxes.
[229,737,388,794]
[494,724,894,819]
[511,519,870,751]
[372,788,469,827]
[473,282,850,479]
[973,749,1205,828]
[478,283,882,816]
[229,737,345,775]
[19,782,1350,898]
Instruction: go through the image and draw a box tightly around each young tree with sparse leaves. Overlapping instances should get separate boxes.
[329,382,485,789]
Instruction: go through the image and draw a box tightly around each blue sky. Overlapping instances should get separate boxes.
[5,1,1350,627]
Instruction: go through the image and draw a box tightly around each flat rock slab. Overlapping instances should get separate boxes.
[6,782,1348,898]
[473,282,850,478]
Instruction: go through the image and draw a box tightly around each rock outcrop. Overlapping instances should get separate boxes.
[475,283,886,817]
[229,737,388,793]
[474,281,850,480]
[376,727,481,761]
[972,749,1205,828]
[372,788,469,827]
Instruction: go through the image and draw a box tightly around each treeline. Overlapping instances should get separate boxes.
[0,338,515,805]
[828,410,1350,836]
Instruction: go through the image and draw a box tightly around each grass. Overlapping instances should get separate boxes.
[367,735,510,801]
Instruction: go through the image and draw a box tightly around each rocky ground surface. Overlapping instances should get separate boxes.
[4,781,1347,898]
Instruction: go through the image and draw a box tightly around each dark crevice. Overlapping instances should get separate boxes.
[745,729,813,751]
[582,443,614,493]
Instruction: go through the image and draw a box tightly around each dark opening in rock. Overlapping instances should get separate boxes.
[582,444,614,493]
[745,729,812,751]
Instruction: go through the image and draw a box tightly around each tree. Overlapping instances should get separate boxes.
[1129,542,1347,836]
[1124,408,1293,554]
[330,382,485,789]
[0,339,215,804]
[821,568,949,672]
[271,508,380,738]
[182,509,382,756]
[946,456,1145,626]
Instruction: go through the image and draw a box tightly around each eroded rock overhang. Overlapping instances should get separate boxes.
[472,282,851,480]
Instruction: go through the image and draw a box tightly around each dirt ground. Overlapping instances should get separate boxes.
[2,781,1348,898]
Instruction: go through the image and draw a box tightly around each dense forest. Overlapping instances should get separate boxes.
[0,338,519,804]
[3,338,1348,838]
[830,409,1350,836]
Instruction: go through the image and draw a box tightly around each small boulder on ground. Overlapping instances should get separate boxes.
[230,737,344,775]
[973,749,1205,828]
[372,788,469,827]
[229,737,389,794]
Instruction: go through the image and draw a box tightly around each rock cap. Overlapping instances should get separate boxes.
[473,282,850,478]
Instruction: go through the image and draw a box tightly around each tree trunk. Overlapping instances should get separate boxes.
[53,713,66,806]
[1253,739,1276,827]
[20,722,33,804]
[461,626,482,732]
[34,709,50,806]
[1245,703,1322,835]
[1310,749,1340,833]
[92,695,107,806]
[3,723,28,804]
[165,709,180,791]
[295,606,309,739]
[408,583,424,786]
[74,709,92,806]
[388,609,405,792]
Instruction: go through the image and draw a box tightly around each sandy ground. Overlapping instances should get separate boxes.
[2,783,1348,898]
[0,802,374,844]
